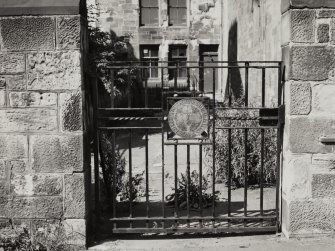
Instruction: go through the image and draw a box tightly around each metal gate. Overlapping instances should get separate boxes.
[92,61,284,234]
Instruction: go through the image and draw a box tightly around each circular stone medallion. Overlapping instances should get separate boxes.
[168,99,208,139]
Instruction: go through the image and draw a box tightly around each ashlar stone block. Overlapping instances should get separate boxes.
[27,51,81,91]
[317,23,330,43]
[59,92,82,132]
[290,82,311,115]
[6,75,26,91]
[291,9,315,43]
[64,174,85,218]
[0,135,28,159]
[57,16,81,49]
[0,17,55,51]
[312,174,335,198]
[0,109,57,132]
[0,54,25,74]
[312,84,335,115]
[31,135,83,173]
[9,92,57,107]
[291,46,335,81]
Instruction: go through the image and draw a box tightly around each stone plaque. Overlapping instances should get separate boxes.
[168,99,208,139]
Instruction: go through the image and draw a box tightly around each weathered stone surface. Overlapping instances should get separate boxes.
[31,135,83,173]
[0,109,57,132]
[290,82,311,115]
[60,92,82,132]
[0,181,9,195]
[312,154,335,173]
[330,19,335,44]
[64,174,85,218]
[291,10,315,43]
[288,199,335,234]
[317,23,329,43]
[312,84,335,115]
[27,51,81,90]
[0,78,6,89]
[282,0,335,13]
[0,160,5,179]
[0,135,28,159]
[11,174,63,196]
[6,75,26,90]
[57,16,81,49]
[318,9,335,18]
[282,154,311,200]
[312,174,335,198]
[0,90,6,107]
[289,117,335,153]
[0,54,25,74]
[63,219,86,247]
[10,196,63,218]
[9,92,57,107]
[0,196,9,218]
[0,17,55,51]
[8,159,27,173]
[291,46,335,81]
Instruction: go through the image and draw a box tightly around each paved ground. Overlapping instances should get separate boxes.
[89,234,335,251]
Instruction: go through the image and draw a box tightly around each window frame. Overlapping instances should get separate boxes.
[168,45,188,79]
[140,45,160,79]
[168,0,187,27]
[139,0,159,27]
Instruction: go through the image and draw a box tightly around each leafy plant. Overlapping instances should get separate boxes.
[166,171,218,209]
[205,103,277,188]
[99,132,144,204]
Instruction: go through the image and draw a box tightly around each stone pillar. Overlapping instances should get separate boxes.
[0,0,89,248]
[282,0,335,237]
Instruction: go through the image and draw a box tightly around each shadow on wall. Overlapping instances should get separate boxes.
[225,20,243,104]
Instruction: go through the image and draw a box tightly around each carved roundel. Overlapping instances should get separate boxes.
[168,99,209,139]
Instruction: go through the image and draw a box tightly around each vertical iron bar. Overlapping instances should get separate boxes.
[276,62,283,232]
[112,132,117,229]
[161,65,166,228]
[187,67,190,90]
[92,74,101,225]
[174,145,178,225]
[129,129,133,228]
[186,145,191,227]
[145,65,149,108]
[244,63,250,220]
[228,129,232,217]
[212,67,216,227]
[110,69,115,108]
[260,68,266,216]
[199,144,203,227]
[128,65,132,108]
[174,62,178,92]
[228,68,232,106]
[145,129,149,228]
[245,62,249,106]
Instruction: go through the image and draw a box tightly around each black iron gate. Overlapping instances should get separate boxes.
[92,61,284,234]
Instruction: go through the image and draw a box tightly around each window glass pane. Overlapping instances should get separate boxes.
[178,47,186,57]
[149,0,159,7]
[151,8,159,25]
[151,61,159,78]
[169,8,178,26]
[142,48,150,57]
[151,48,159,57]
[141,8,151,25]
[177,0,186,7]
[141,0,152,7]
[169,0,178,7]
[178,61,187,77]
[179,8,187,25]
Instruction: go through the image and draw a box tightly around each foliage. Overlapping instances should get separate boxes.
[100,132,144,204]
[166,171,218,209]
[87,4,141,106]
[205,104,277,188]
[0,219,76,251]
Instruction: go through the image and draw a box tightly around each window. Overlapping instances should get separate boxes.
[169,45,187,79]
[140,0,159,26]
[141,45,159,78]
[168,0,187,26]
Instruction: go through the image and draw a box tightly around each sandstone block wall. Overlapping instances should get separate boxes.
[282,1,335,237]
[0,6,89,247]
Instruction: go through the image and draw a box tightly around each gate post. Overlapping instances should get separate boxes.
[0,0,90,248]
[281,0,335,238]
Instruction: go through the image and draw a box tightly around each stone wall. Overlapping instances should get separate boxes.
[281,0,335,237]
[0,1,90,248]
[222,0,282,105]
